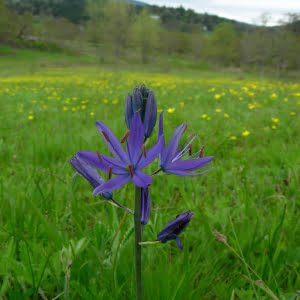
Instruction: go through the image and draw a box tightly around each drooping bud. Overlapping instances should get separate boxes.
[140,187,151,225]
[157,211,194,250]
[124,85,157,138]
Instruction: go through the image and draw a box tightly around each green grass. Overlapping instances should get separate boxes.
[0,50,300,299]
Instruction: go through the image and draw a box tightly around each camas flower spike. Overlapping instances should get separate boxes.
[78,112,163,194]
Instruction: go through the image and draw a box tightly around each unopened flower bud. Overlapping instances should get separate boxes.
[132,87,143,112]
[143,91,157,138]
[124,85,157,138]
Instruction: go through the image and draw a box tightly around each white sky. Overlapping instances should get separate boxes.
[146,0,300,25]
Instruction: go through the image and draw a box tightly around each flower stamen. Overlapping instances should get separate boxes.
[199,146,205,158]
[128,164,134,177]
[96,151,102,162]
[120,129,130,143]
[108,166,113,179]
[172,134,196,163]
[102,131,110,142]
[188,144,192,156]
[142,144,147,158]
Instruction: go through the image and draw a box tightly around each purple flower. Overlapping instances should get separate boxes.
[158,112,213,176]
[69,155,113,200]
[78,112,163,195]
[140,187,151,225]
[70,155,134,214]
[157,211,194,250]
[125,85,157,138]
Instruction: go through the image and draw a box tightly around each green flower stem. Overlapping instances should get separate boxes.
[134,187,142,300]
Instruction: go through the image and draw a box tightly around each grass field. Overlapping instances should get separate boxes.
[0,49,300,299]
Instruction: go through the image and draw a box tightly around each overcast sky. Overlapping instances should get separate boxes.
[146,0,300,25]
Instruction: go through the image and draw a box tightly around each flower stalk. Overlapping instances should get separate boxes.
[134,186,142,300]
[71,84,214,299]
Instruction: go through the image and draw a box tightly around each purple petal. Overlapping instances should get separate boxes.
[131,170,152,188]
[168,156,213,172]
[157,211,193,241]
[140,187,151,225]
[93,175,130,194]
[136,135,164,169]
[96,121,129,164]
[132,87,143,112]
[175,236,183,250]
[143,92,157,137]
[70,155,104,188]
[78,151,126,174]
[77,151,110,171]
[158,112,164,138]
[125,94,133,129]
[126,112,144,165]
[161,123,186,166]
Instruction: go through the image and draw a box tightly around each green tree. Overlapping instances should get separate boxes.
[240,28,273,73]
[130,10,161,63]
[103,0,131,58]
[207,22,239,66]
[0,0,10,42]
[86,0,130,59]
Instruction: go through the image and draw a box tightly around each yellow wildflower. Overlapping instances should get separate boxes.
[290,112,296,116]
[272,118,279,123]
[215,108,221,113]
[242,130,250,137]
[167,107,175,114]
[229,136,237,140]
[28,115,34,120]
[248,103,255,110]
[270,93,278,100]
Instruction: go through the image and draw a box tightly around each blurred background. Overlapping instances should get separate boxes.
[0,0,300,77]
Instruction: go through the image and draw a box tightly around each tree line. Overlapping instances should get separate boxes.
[1,0,300,74]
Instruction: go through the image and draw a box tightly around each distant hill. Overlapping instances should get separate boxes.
[5,0,254,31]
[128,0,254,32]
[128,0,148,7]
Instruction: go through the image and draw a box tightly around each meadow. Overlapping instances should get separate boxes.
[0,50,300,299]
